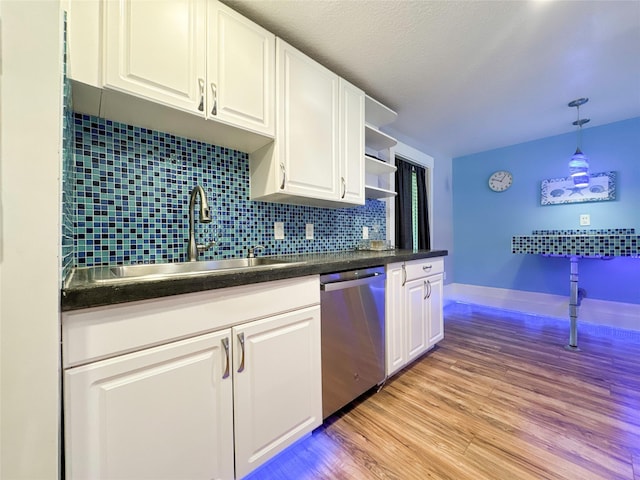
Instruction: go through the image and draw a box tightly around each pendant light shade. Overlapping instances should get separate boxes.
[568,98,590,187]
[569,148,589,187]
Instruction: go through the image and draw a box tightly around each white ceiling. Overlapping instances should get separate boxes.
[223,0,640,159]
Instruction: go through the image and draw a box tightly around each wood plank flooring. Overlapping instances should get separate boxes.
[246,305,640,479]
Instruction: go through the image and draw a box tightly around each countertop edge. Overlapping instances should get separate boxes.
[61,250,448,311]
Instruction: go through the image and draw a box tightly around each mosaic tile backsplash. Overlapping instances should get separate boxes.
[531,229,636,236]
[70,113,386,267]
[512,229,640,257]
[61,14,75,281]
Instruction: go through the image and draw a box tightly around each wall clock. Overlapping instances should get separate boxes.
[488,170,513,192]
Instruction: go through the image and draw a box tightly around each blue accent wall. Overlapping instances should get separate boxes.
[453,117,640,304]
[66,114,386,268]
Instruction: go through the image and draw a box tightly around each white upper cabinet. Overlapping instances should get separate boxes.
[340,79,365,205]
[207,0,275,136]
[104,0,207,114]
[69,0,275,152]
[249,39,364,208]
[278,38,341,202]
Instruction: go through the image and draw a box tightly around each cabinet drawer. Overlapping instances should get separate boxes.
[404,258,444,282]
[62,276,319,368]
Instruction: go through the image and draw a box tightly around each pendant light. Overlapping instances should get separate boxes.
[568,98,590,187]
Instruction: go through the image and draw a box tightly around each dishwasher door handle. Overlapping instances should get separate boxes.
[320,272,383,292]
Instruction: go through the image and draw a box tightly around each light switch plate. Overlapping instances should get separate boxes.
[305,223,314,240]
[580,214,591,226]
[362,226,369,239]
[274,222,285,240]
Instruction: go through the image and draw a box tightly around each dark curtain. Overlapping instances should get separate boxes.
[415,165,431,250]
[395,157,431,250]
[395,159,413,249]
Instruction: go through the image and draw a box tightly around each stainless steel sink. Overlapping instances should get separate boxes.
[66,257,302,287]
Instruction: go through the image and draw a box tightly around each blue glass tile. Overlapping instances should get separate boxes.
[69,113,387,266]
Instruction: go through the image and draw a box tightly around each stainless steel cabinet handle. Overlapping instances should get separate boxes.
[424,280,428,299]
[210,82,217,116]
[402,264,407,286]
[221,337,230,379]
[424,279,432,299]
[341,177,346,199]
[422,265,433,271]
[280,163,286,189]
[197,78,205,112]
[237,332,245,373]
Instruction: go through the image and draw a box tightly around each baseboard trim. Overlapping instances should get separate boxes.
[444,283,640,332]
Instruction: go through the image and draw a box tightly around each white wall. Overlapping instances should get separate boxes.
[430,150,453,282]
[1,2,62,478]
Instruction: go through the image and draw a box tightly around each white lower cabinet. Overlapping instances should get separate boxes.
[65,330,234,479]
[233,307,322,478]
[405,276,429,363]
[385,262,405,375]
[426,273,444,346]
[63,277,321,480]
[385,258,445,377]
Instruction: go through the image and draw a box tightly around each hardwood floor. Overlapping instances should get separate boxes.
[246,304,640,480]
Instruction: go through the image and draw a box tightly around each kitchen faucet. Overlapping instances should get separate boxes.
[187,185,214,261]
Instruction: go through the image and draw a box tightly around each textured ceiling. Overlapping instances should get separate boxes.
[223,0,640,159]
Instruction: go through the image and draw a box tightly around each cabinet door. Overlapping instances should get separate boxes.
[386,263,406,376]
[277,39,340,201]
[104,0,206,113]
[339,79,365,205]
[405,277,429,363]
[233,305,322,479]
[427,273,445,346]
[207,0,275,136]
[64,330,234,480]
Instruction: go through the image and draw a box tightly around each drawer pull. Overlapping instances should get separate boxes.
[422,265,433,271]
[221,337,230,379]
[280,163,286,189]
[424,280,432,299]
[210,82,217,116]
[197,78,205,112]
[237,332,245,373]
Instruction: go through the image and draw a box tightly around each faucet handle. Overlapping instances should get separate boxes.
[248,245,265,258]
[197,240,217,253]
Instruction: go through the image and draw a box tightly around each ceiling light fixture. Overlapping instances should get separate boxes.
[568,97,590,188]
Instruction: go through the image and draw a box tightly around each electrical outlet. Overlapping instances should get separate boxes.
[362,226,369,239]
[305,223,314,240]
[274,222,285,240]
[580,214,590,226]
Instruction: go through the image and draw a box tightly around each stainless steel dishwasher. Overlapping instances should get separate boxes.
[320,266,386,419]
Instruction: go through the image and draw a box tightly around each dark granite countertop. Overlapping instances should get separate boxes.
[61,249,448,311]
